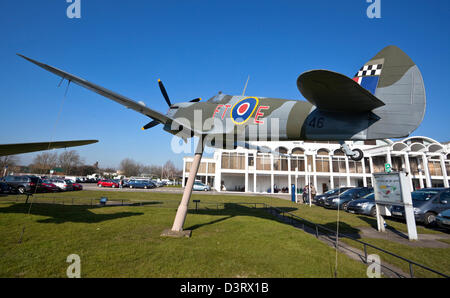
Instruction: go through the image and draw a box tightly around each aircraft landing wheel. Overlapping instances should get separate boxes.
[350,149,363,161]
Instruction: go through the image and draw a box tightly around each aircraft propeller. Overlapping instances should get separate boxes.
[141,79,201,130]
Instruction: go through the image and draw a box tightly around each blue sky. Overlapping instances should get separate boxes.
[1,0,449,169]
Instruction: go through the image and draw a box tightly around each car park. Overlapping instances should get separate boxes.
[97,179,119,188]
[324,187,373,210]
[1,175,44,194]
[346,193,379,217]
[193,182,211,191]
[390,188,450,226]
[314,187,352,206]
[126,180,156,189]
[436,209,450,230]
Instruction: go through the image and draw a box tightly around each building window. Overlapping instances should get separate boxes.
[185,162,192,173]
[372,156,386,173]
[428,160,442,176]
[392,156,403,172]
[348,160,363,173]
[248,153,254,167]
[208,163,215,173]
[364,157,371,173]
[273,147,288,171]
[332,156,346,173]
[256,154,271,171]
[290,156,305,171]
[316,149,330,172]
[409,157,419,175]
[222,152,245,170]
[198,162,207,174]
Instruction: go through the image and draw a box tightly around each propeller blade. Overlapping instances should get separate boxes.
[189,98,202,103]
[158,79,172,107]
[141,120,160,130]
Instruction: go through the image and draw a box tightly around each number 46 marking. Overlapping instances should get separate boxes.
[308,117,324,128]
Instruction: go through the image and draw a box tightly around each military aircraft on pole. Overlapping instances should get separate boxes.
[17,45,426,235]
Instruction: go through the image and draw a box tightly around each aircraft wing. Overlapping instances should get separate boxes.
[0,140,98,156]
[297,70,385,112]
[17,54,172,125]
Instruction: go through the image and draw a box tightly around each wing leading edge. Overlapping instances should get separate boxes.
[0,140,98,156]
[17,54,172,126]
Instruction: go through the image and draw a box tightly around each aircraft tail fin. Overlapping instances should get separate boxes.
[354,45,426,139]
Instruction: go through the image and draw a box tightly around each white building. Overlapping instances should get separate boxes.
[182,136,450,195]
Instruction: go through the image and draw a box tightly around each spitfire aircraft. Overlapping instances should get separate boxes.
[18,45,426,235]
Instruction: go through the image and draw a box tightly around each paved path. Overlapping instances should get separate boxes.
[267,207,449,278]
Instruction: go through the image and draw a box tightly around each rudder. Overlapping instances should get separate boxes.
[354,45,426,139]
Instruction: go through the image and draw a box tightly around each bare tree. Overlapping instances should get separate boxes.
[59,150,83,175]
[163,160,177,180]
[30,152,58,174]
[0,155,20,176]
[119,158,142,177]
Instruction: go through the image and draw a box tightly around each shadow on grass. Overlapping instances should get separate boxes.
[184,203,298,231]
[0,203,144,224]
[321,221,361,237]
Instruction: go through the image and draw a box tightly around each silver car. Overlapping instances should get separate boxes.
[193,182,211,191]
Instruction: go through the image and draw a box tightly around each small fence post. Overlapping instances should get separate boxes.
[409,263,414,278]
[315,225,319,238]
[364,244,368,263]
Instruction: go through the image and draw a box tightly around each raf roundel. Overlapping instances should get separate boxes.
[231,97,259,125]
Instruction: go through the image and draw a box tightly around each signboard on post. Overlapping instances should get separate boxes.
[372,172,418,240]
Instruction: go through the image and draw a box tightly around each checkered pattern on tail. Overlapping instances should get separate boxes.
[355,64,383,77]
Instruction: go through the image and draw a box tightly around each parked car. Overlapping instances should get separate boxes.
[390,188,450,226]
[314,187,353,206]
[126,180,156,189]
[324,187,373,210]
[0,181,12,194]
[1,175,44,194]
[346,193,378,217]
[193,182,211,191]
[72,183,83,191]
[64,179,74,191]
[436,209,450,230]
[41,181,60,192]
[97,179,119,188]
[43,178,71,191]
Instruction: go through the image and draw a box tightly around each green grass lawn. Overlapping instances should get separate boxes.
[0,190,448,278]
[0,191,368,278]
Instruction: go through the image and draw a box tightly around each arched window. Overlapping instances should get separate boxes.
[292,147,305,155]
[333,149,345,156]
[275,147,288,154]
[332,149,346,172]
[317,149,329,155]
[274,147,288,171]
[316,149,330,172]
